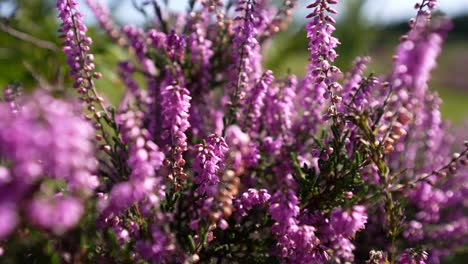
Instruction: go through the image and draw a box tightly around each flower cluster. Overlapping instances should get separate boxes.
[242,70,275,134]
[0,0,466,263]
[269,189,324,262]
[330,206,368,239]
[160,81,192,188]
[231,0,263,88]
[122,25,156,76]
[57,0,102,93]
[305,0,341,99]
[0,91,96,238]
[234,188,271,218]
[193,134,229,197]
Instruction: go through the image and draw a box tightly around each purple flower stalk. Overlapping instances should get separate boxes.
[390,11,451,109]
[57,0,100,93]
[340,56,371,110]
[160,81,191,186]
[118,61,140,95]
[84,0,123,44]
[100,107,166,221]
[269,187,326,262]
[193,134,229,197]
[187,27,213,90]
[224,125,260,174]
[228,0,263,114]
[294,2,342,139]
[117,108,165,181]
[305,0,341,100]
[268,74,297,138]
[294,74,326,138]
[122,25,156,75]
[165,30,186,62]
[242,70,274,134]
[117,61,152,113]
[147,29,167,50]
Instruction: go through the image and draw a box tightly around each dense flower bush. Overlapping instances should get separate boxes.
[0,0,467,263]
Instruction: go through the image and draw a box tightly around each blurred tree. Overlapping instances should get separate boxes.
[0,0,62,89]
[0,0,126,103]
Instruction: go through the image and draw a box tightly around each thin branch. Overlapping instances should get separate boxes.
[390,146,468,192]
[23,61,53,90]
[0,22,58,51]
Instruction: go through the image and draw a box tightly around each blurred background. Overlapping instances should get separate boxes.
[0,0,467,262]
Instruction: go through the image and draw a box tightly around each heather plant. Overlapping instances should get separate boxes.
[0,0,467,263]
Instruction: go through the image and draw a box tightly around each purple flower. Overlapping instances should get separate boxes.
[136,225,178,263]
[165,30,186,61]
[147,29,167,50]
[330,205,368,238]
[118,61,140,95]
[343,56,370,91]
[0,203,17,239]
[269,189,326,262]
[264,74,297,139]
[227,0,263,110]
[0,90,96,238]
[84,0,122,43]
[340,56,371,110]
[390,12,451,110]
[242,70,274,134]
[234,188,271,217]
[122,25,156,75]
[403,220,424,242]
[160,80,191,185]
[225,125,260,173]
[113,226,130,244]
[57,0,100,93]
[117,108,165,180]
[0,90,97,192]
[397,248,428,264]
[305,0,342,99]
[330,236,356,262]
[269,190,300,233]
[294,74,327,139]
[185,14,213,103]
[28,195,84,235]
[193,134,229,196]
[100,107,166,224]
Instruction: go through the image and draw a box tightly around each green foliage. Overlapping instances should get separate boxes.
[0,0,61,88]
[291,125,366,212]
